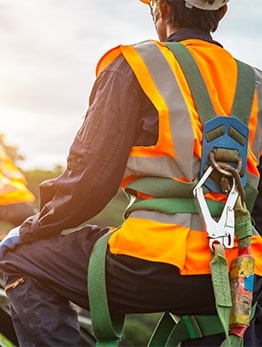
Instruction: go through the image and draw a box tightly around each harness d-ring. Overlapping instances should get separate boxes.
[209,151,245,203]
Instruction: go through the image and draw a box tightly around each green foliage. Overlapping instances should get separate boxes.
[123,313,161,347]
[88,189,129,227]
[24,166,64,209]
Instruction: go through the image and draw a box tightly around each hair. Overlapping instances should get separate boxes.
[166,0,222,32]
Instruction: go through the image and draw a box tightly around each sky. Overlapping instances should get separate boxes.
[0,0,261,170]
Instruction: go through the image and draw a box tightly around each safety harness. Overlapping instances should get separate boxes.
[88,42,257,347]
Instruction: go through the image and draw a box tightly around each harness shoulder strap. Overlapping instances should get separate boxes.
[165,42,256,126]
[232,59,256,124]
[166,42,216,124]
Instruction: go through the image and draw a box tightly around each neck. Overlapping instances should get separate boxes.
[166,25,178,39]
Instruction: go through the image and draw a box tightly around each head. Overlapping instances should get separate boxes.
[140,0,228,41]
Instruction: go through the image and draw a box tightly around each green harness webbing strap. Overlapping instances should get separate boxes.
[88,231,257,347]
[210,244,234,347]
[126,176,199,198]
[147,308,254,347]
[231,60,256,125]
[244,183,258,214]
[166,42,215,122]
[125,176,257,216]
[88,230,125,347]
[148,312,225,347]
[165,42,256,126]
[126,196,224,216]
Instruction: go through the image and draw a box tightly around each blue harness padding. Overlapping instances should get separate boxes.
[200,116,249,192]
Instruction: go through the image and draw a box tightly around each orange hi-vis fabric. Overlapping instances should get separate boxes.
[97,40,262,276]
[0,146,35,205]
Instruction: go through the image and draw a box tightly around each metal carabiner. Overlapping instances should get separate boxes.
[193,166,239,250]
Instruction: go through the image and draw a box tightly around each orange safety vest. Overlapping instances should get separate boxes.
[97,39,262,276]
[0,146,35,205]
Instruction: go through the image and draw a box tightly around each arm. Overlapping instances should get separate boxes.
[20,56,144,243]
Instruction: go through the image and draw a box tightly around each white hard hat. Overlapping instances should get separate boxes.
[184,0,229,10]
[139,0,229,10]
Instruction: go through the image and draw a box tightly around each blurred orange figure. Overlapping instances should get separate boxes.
[0,145,35,227]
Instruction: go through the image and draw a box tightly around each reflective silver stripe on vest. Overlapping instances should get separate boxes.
[247,172,259,191]
[130,41,195,180]
[124,156,200,181]
[129,210,204,232]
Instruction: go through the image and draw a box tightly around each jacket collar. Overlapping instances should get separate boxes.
[166,28,223,47]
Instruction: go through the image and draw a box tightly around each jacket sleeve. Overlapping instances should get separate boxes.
[20,56,144,243]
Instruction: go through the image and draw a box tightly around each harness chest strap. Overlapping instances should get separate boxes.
[125,176,257,217]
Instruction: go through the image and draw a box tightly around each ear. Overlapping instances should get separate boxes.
[219,4,228,20]
[158,0,172,21]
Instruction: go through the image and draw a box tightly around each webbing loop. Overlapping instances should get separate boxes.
[210,244,232,340]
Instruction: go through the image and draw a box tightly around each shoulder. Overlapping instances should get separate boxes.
[96,40,163,77]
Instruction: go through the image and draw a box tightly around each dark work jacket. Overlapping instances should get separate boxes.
[251,157,262,234]
[19,28,261,242]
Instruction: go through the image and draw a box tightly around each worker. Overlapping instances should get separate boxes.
[0,145,35,228]
[0,0,262,346]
